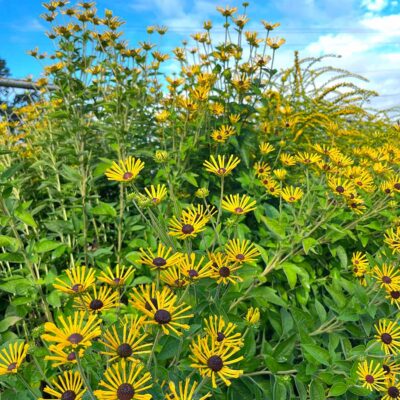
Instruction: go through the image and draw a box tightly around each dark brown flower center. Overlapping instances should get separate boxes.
[71,283,82,292]
[219,266,230,277]
[391,291,400,299]
[117,383,135,400]
[388,386,400,398]
[67,352,76,361]
[383,364,391,374]
[182,224,194,234]
[394,183,400,190]
[89,299,104,310]
[217,168,227,174]
[188,269,199,278]
[216,332,225,342]
[154,309,172,324]
[217,135,222,140]
[236,254,245,261]
[289,196,295,201]
[365,374,374,383]
[385,188,391,194]
[68,333,83,345]
[234,207,243,213]
[61,391,77,400]
[382,276,392,284]
[207,355,224,371]
[113,277,121,284]
[336,185,345,193]
[123,172,133,180]
[145,297,158,311]
[152,257,167,267]
[7,362,17,371]
[117,343,133,358]
[381,333,393,344]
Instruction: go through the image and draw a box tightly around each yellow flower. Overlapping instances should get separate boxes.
[382,379,400,400]
[281,186,304,203]
[154,150,168,163]
[140,242,182,270]
[178,253,213,281]
[347,196,366,215]
[130,285,193,336]
[259,142,275,155]
[225,238,260,264]
[295,152,321,165]
[42,311,102,350]
[166,379,212,400]
[245,307,260,325]
[45,345,85,368]
[144,184,167,205]
[385,227,400,254]
[216,5,238,16]
[94,360,152,400]
[99,316,151,363]
[204,315,243,348]
[203,155,240,176]
[211,125,235,143]
[371,264,400,292]
[209,252,243,285]
[253,161,271,177]
[73,285,120,313]
[42,370,86,399]
[190,336,243,388]
[357,360,385,391]
[229,114,240,124]
[98,264,134,287]
[273,168,287,180]
[266,37,286,49]
[161,264,188,289]
[385,289,400,309]
[375,320,400,355]
[53,265,96,295]
[222,194,256,215]
[351,252,368,276]
[105,156,145,182]
[327,176,355,197]
[169,208,210,240]
[280,153,296,166]
[0,342,29,375]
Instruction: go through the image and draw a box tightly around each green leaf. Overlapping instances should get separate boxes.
[309,380,326,400]
[260,216,285,239]
[328,382,348,396]
[0,316,22,332]
[302,343,330,366]
[182,172,198,187]
[0,235,20,251]
[14,207,37,228]
[251,287,287,307]
[302,237,318,254]
[335,245,348,268]
[34,239,62,253]
[282,262,297,289]
[91,202,117,217]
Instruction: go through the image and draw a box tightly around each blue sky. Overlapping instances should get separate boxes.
[0,0,399,108]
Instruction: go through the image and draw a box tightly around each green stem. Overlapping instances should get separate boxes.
[147,329,161,369]
[76,352,96,400]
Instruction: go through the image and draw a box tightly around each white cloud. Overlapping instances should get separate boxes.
[361,0,389,11]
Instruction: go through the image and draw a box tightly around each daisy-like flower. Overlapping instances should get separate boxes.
[371,264,400,292]
[216,5,238,16]
[144,184,167,205]
[41,311,102,350]
[381,181,395,196]
[211,125,235,143]
[105,156,145,182]
[330,153,354,168]
[273,168,287,181]
[375,320,400,355]
[280,153,296,166]
[383,357,400,379]
[161,264,188,289]
[166,379,212,400]
[281,186,304,203]
[351,252,368,276]
[245,307,260,325]
[327,176,355,197]
[41,370,86,400]
[210,252,243,285]
[130,285,193,336]
[179,253,213,281]
[386,289,400,309]
[45,345,85,368]
[222,194,256,215]
[253,161,271,177]
[53,265,96,295]
[169,209,210,240]
[347,196,366,215]
[98,264,135,287]
[313,144,339,157]
[385,227,400,254]
[382,378,400,400]
[94,360,152,400]
[140,243,182,270]
[99,316,151,363]
[0,342,29,375]
[225,239,259,264]
[203,155,240,176]
[190,336,243,388]
[259,142,275,155]
[357,360,386,391]
[204,316,243,348]
[262,178,281,197]
[73,285,120,313]
[352,171,375,192]
[295,152,321,165]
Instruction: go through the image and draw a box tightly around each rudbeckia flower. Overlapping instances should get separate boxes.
[41,370,86,400]
[144,184,167,205]
[105,156,144,182]
[357,360,385,391]
[166,378,212,400]
[204,315,243,348]
[221,194,256,215]
[98,264,135,287]
[209,252,243,285]
[203,155,240,176]
[178,253,213,281]
[225,238,260,264]
[140,243,182,270]
[0,342,29,375]
[45,346,85,368]
[375,320,400,355]
[281,186,304,203]
[53,265,96,295]
[73,285,120,313]
[385,227,400,254]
